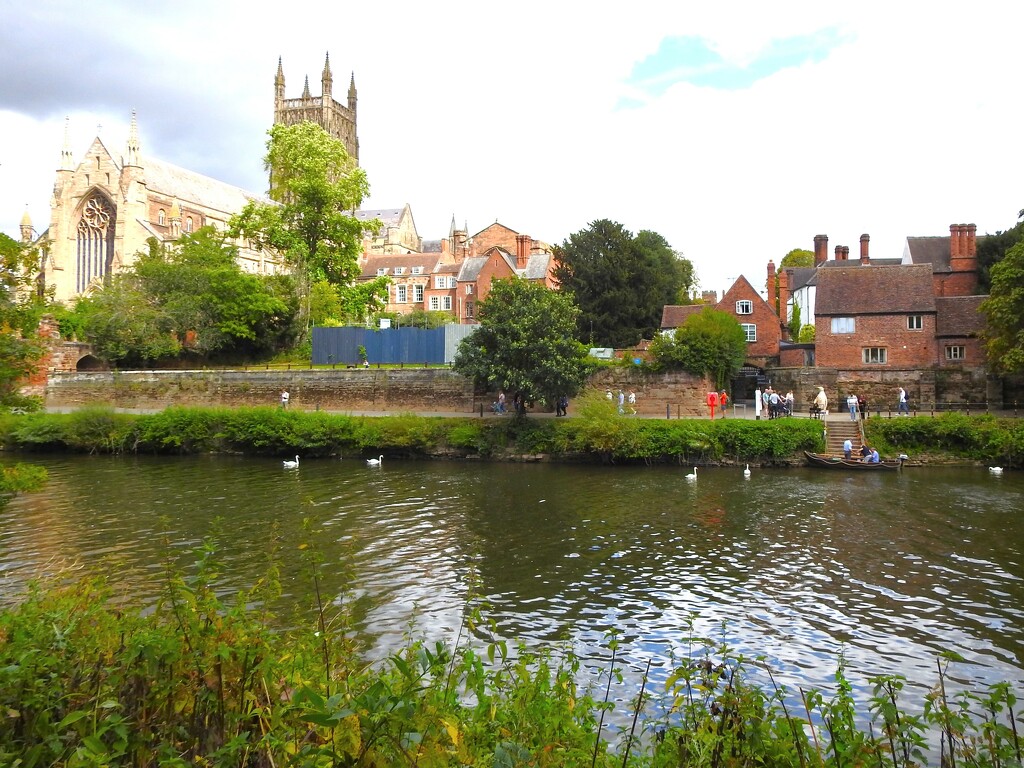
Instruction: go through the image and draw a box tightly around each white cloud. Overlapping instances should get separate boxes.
[1,1,1020,297]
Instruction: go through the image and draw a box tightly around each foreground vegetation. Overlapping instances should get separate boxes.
[0,401,826,465]
[1,544,1021,767]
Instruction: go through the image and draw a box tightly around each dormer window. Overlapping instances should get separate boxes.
[394,266,405,275]
[376,268,388,276]
[411,266,423,275]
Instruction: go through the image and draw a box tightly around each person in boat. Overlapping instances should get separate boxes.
[843,438,853,459]
[859,443,871,461]
[864,446,880,463]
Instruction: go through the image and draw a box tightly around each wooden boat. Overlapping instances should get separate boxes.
[804,451,906,471]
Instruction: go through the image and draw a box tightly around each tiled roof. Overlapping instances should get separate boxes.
[143,156,269,215]
[421,239,442,253]
[355,208,404,226]
[457,256,488,282]
[787,267,817,291]
[905,237,952,272]
[660,304,704,329]
[814,264,936,315]
[522,253,551,280]
[359,253,438,279]
[935,295,986,336]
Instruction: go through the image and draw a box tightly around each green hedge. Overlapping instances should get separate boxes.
[866,413,1024,465]
[0,406,826,464]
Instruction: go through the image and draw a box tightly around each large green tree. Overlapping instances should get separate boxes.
[647,307,747,390]
[230,122,389,324]
[0,234,44,405]
[552,220,695,348]
[453,277,591,412]
[75,229,297,365]
[980,238,1024,373]
[976,213,1024,293]
[779,248,814,268]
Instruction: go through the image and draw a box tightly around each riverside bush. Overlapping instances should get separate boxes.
[2,558,1021,767]
[867,414,1024,464]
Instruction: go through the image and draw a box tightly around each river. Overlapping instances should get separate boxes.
[2,453,1023,716]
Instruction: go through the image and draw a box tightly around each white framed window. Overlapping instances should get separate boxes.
[736,300,753,315]
[396,284,407,303]
[741,323,757,342]
[429,296,439,311]
[442,296,452,311]
[907,315,923,330]
[158,209,166,225]
[394,266,405,275]
[831,317,856,334]
[945,345,965,360]
[414,284,423,302]
[376,268,388,276]
[863,347,887,364]
[411,266,422,275]
[466,301,474,318]
[466,284,473,295]
[434,276,445,289]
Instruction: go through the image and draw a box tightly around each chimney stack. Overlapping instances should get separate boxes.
[950,224,961,259]
[860,234,870,264]
[515,234,530,269]
[967,223,977,256]
[814,234,828,265]
[778,268,789,325]
[767,260,777,308]
[835,245,844,261]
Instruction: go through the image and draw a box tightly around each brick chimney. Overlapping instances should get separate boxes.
[842,246,850,260]
[778,268,789,325]
[814,234,828,265]
[860,234,870,264]
[835,245,844,261]
[967,223,977,256]
[515,234,530,269]
[949,224,961,259]
[766,260,776,307]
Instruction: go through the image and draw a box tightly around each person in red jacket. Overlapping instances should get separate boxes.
[719,390,729,418]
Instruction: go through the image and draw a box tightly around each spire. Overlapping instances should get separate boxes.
[321,51,333,96]
[302,75,311,99]
[125,109,140,167]
[20,208,33,243]
[348,71,357,110]
[449,214,457,238]
[275,56,285,103]
[60,115,74,171]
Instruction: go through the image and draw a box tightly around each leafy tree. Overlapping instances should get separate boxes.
[780,248,814,268]
[648,307,746,390]
[0,234,45,405]
[375,308,455,329]
[976,214,1024,293]
[552,220,695,348]
[453,277,591,412]
[75,229,298,365]
[798,324,816,343]
[788,303,801,339]
[231,122,387,326]
[980,239,1024,373]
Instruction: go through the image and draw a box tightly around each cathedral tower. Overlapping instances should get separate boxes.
[273,53,359,164]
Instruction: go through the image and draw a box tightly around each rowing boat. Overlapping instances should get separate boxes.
[804,451,906,471]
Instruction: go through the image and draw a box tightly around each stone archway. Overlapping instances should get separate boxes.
[75,354,106,371]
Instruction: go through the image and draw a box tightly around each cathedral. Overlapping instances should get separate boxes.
[28,54,359,303]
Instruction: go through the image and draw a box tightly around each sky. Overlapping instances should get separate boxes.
[1,1,1021,296]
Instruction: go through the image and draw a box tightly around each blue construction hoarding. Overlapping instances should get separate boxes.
[311,325,476,365]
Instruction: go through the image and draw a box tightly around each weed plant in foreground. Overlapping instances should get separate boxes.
[0,536,1022,767]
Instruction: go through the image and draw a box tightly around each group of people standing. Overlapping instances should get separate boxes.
[754,387,793,420]
[606,389,637,415]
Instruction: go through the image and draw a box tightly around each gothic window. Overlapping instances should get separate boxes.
[76,194,116,293]
[158,209,166,225]
[185,217,193,233]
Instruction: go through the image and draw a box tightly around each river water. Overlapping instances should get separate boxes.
[2,453,1023,716]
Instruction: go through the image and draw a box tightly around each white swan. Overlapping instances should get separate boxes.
[282,455,299,469]
[367,455,383,467]
[743,464,751,478]
[989,466,1003,474]
[685,467,697,481]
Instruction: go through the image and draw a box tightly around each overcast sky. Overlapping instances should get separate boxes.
[2,1,1021,295]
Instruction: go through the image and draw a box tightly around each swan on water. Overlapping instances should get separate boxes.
[989,466,1003,474]
[367,455,383,467]
[283,455,299,469]
[685,467,697,481]
[743,464,751,478]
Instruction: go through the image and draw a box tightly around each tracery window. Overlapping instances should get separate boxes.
[76,194,116,293]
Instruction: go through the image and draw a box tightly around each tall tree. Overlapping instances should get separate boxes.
[779,248,814,268]
[976,213,1024,293]
[230,122,388,324]
[647,307,747,390]
[980,239,1024,373]
[453,277,591,412]
[553,220,695,348]
[0,234,44,405]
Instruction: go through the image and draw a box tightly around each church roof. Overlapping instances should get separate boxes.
[142,156,268,216]
[355,208,405,226]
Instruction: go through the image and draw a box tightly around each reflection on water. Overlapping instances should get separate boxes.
[2,454,1023,709]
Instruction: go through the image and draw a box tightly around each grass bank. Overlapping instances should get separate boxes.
[0,402,825,465]
[2,547,1021,767]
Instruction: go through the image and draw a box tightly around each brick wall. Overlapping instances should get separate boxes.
[46,369,477,413]
[588,369,712,418]
[815,314,938,369]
